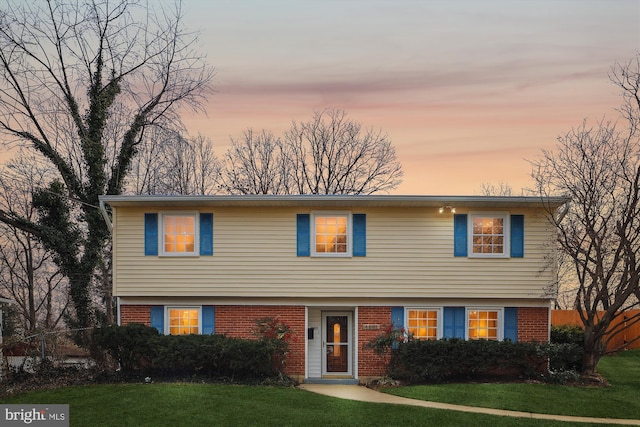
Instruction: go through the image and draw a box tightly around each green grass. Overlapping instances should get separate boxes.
[1,351,638,426]
[385,349,640,420]
[0,383,606,427]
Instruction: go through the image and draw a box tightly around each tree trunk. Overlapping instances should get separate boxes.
[582,326,603,376]
[26,238,36,333]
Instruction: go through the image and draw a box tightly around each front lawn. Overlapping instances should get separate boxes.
[1,351,637,426]
[385,349,640,420]
[0,383,606,427]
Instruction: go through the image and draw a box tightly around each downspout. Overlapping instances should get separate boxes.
[99,199,116,325]
[99,199,112,233]
[554,201,570,224]
[117,297,121,326]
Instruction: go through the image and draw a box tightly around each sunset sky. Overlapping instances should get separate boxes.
[185,1,638,195]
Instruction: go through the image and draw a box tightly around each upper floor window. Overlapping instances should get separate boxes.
[469,213,509,258]
[313,213,351,256]
[468,309,501,341]
[407,308,440,340]
[162,213,198,256]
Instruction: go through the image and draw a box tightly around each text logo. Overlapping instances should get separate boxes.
[1,405,68,426]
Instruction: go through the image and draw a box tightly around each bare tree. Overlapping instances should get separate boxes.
[218,129,292,194]
[479,181,514,196]
[127,127,168,195]
[129,130,219,195]
[220,109,403,195]
[0,0,213,331]
[531,56,640,375]
[0,151,69,334]
[287,109,403,194]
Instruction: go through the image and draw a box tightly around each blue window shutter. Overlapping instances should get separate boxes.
[504,307,518,342]
[353,214,366,257]
[202,306,215,334]
[297,214,310,257]
[453,214,468,257]
[391,307,404,349]
[200,213,214,256]
[150,306,164,334]
[391,307,404,329]
[144,213,158,256]
[443,307,465,338]
[510,215,524,258]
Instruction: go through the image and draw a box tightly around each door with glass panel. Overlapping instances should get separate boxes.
[322,312,352,375]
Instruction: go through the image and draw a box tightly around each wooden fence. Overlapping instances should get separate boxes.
[551,310,640,351]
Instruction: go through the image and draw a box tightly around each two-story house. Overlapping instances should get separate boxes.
[99,194,566,383]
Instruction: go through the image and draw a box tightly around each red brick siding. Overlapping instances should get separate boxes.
[357,306,391,377]
[120,304,305,377]
[216,305,306,377]
[518,307,549,342]
[120,305,151,326]
[119,304,549,380]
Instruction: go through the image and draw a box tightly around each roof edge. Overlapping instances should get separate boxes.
[99,194,569,209]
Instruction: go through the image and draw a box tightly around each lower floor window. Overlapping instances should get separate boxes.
[407,309,439,340]
[468,309,499,340]
[168,308,199,335]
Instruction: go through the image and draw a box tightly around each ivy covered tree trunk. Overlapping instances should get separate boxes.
[0,0,213,334]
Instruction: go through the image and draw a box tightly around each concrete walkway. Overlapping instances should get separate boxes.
[298,384,640,426]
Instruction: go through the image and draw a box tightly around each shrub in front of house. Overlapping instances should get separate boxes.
[551,324,585,346]
[546,324,585,373]
[151,334,280,380]
[91,323,159,373]
[390,338,544,383]
[365,324,585,384]
[91,324,287,381]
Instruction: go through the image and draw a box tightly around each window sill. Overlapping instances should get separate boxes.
[311,253,353,258]
[159,253,200,258]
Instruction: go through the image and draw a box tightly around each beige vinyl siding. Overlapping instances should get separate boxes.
[112,206,556,300]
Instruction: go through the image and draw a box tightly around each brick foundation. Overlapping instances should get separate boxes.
[215,305,306,378]
[120,304,305,379]
[120,305,151,326]
[518,307,549,342]
[119,303,549,382]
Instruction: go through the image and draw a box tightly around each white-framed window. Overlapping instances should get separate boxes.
[406,308,441,340]
[467,308,502,341]
[160,212,199,256]
[312,212,352,257]
[468,212,510,258]
[167,307,201,335]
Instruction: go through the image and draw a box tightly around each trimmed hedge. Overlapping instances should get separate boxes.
[549,324,584,372]
[152,334,281,379]
[382,326,585,383]
[91,323,159,372]
[92,324,286,381]
[551,324,584,346]
[390,339,544,383]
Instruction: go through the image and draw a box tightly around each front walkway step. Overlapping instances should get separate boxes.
[303,378,359,385]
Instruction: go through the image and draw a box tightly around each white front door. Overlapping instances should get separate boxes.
[322,312,352,376]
